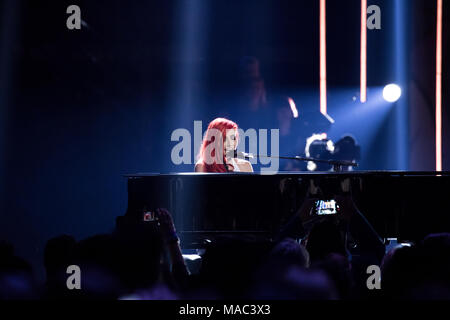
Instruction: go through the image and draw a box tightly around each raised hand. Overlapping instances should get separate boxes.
[155,208,178,244]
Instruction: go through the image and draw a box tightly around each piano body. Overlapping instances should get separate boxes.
[124,171,450,247]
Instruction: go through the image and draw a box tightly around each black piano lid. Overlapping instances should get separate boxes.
[123,171,450,178]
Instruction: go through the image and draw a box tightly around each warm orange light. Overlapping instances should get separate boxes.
[436,0,443,171]
[320,0,327,115]
[361,0,367,103]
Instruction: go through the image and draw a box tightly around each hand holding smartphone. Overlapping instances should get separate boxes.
[314,199,340,215]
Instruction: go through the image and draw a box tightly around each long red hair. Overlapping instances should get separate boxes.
[197,118,239,172]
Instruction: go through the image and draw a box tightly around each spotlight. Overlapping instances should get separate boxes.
[383,84,402,102]
[287,97,299,118]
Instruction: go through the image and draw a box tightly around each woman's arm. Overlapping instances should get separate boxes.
[156,208,189,288]
[195,162,206,172]
[237,159,254,172]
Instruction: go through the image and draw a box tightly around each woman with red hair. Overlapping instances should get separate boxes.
[195,118,253,173]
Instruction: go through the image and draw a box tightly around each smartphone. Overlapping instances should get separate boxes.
[143,211,158,222]
[315,200,339,215]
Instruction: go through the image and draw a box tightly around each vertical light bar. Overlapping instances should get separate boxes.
[436,0,443,171]
[287,97,299,118]
[360,0,367,103]
[320,0,327,115]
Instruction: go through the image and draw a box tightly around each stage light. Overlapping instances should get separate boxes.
[360,0,367,103]
[288,97,299,118]
[320,0,327,115]
[436,0,443,171]
[383,84,402,102]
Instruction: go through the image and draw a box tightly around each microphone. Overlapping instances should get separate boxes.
[234,151,255,159]
[225,149,254,159]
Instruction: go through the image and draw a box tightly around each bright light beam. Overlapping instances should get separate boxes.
[320,0,327,115]
[383,84,402,103]
[287,97,299,118]
[436,0,443,171]
[361,0,367,103]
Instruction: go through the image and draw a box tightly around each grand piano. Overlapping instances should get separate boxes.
[123,171,450,248]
